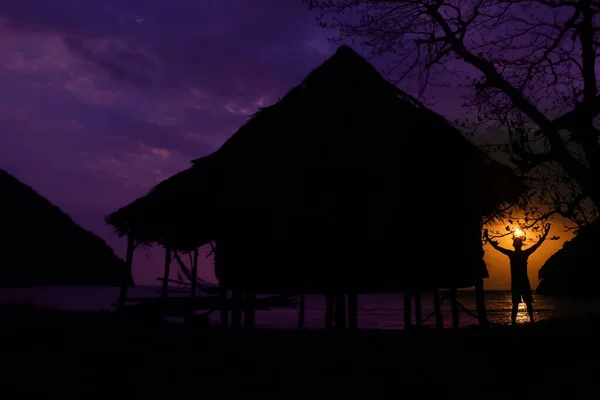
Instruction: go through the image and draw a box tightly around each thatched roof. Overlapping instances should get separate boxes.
[0,169,132,287]
[107,45,526,292]
[105,153,223,249]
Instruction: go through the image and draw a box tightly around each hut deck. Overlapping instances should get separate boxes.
[118,294,297,317]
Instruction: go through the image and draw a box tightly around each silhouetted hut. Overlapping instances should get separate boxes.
[106,46,526,328]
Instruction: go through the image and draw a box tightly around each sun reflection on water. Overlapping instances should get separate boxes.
[515,302,532,324]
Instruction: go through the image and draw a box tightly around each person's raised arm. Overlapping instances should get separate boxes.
[483,229,512,256]
[525,224,551,255]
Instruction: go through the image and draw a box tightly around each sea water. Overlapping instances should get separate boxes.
[1,286,599,329]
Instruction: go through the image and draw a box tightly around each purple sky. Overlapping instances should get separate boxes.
[0,0,493,285]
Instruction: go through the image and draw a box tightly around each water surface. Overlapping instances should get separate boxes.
[2,286,599,329]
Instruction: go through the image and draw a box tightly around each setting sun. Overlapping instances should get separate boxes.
[514,228,525,238]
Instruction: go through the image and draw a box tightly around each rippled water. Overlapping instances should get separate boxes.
[259,291,600,329]
[2,286,600,329]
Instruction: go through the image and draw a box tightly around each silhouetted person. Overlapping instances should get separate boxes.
[484,224,551,324]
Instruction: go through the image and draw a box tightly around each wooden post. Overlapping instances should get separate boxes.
[219,286,228,328]
[161,247,171,300]
[403,292,412,330]
[433,289,443,329]
[334,294,347,329]
[242,291,247,327]
[348,293,358,329]
[474,279,488,326]
[414,292,422,329]
[325,294,335,329]
[231,289,242,328]
[244,292,256,328]
[190,248,199,299]
[116,235,135,312]
[298,294,305,329]
[449,287,459,329]
[213,242,228,327]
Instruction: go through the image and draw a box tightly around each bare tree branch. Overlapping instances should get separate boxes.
[306,0,600,227]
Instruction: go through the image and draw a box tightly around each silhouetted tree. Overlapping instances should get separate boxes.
[484,216,559,245]
[494,113,597,231]
[305,0,600,228]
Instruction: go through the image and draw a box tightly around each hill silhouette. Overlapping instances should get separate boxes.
[0,169,132,287]
[537,220,600,297]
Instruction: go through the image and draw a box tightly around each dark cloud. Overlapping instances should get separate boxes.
[62,36,152,87]
[105,117,203,155]
[0,0,334,95]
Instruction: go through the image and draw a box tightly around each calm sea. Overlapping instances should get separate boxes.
[2,286,600,328]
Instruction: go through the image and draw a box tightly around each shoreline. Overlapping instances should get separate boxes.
[1,305,599,396]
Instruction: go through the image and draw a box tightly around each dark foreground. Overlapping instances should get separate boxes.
[1,306,599,399]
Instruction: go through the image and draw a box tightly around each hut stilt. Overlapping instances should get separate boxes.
[414,292,422,328]
[334,294,347,329]
[298,294,305,329]
[231,289,243,328]
[219,286,228,327]
[325,294,335,329]
[433,289,443,329]
[161,247,171,300]
[403,293,412,330]
[474,279,488,326]
[348,293,358,329]
[244,292,256,328]
[190,248,199,299]
[449,288,459,329]
[116,235,135,312]
[214,243,228,327]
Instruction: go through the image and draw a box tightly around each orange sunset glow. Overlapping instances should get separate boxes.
[483,217,574,290]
